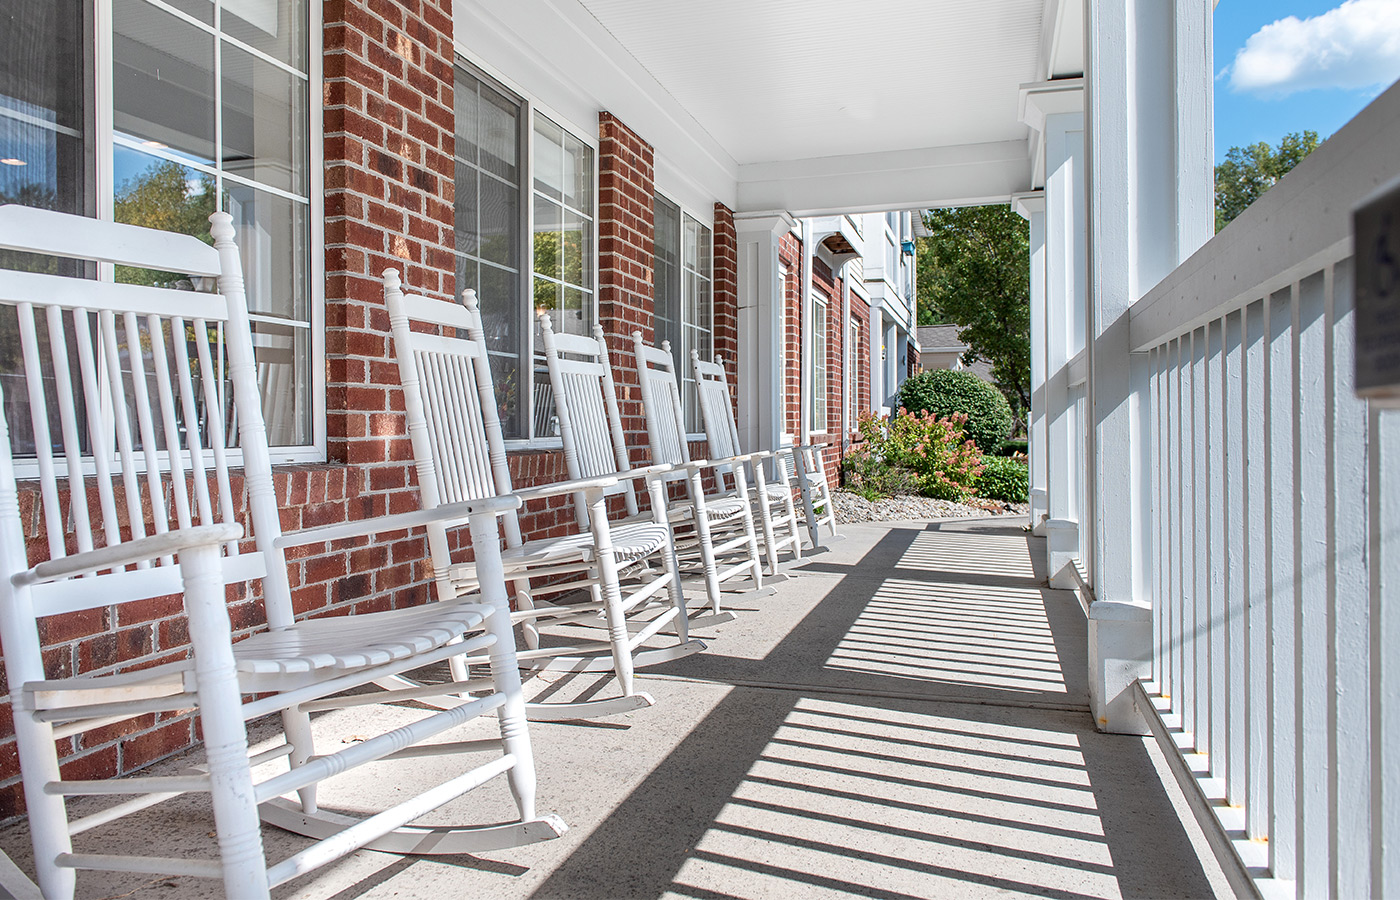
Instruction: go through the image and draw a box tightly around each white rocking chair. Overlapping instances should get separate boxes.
[0,206,563,900]
[386,277,704,718]
[631,332,775,613]
[691,353,830,558]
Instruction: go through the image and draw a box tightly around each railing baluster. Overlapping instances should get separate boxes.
[1191,326,1208,750]
[1327,259,1372,897]
[1224,310,1246,806]
[1268,284,1298,883]
[1172,338,1185,722]
[1243,299,1269,840]
[1296,270,1330,896]
[1374,404,1400,897]
[1207,318,1227,780]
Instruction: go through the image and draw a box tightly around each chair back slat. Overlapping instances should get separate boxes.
[70,308,121,550]
[0,207,287,626]
[631,333,690,477]
[539,318,638,522]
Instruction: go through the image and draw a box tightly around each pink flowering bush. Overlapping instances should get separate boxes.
[844,408,985,501]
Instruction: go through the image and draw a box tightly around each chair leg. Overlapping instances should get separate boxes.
[649,478,690,644]
[750,464,782,577]
[586,491,636,696]
[685,472,725,619]
[469,512,537,821]
[279,708,319,814]
[730,468,764,591]
[13,711,74,899]
[181,543,270,900]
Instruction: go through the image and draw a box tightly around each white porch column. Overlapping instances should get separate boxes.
[1020,80,1085,593]
[1083,0,1214,733]
[1013,190,1048,536]
[735,210,798,454]
[867,297,884,416]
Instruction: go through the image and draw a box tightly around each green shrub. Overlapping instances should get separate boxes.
[843,410,984,501]
[977,455,1029,503]
[896,369,1013,454]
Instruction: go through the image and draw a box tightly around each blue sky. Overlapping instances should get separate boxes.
[1214,0,1400,161]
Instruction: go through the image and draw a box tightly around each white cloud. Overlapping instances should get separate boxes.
[1225,0,1400,97]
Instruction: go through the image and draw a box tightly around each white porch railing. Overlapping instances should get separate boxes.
[1128,83,1400,898]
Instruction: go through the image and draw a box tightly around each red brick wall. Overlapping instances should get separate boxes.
[778,233,802,435]
[0,13,746,819]
[713,203,739,411]
[597,113,656,468]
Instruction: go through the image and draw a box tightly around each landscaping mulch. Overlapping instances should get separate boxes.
[832,490,1030,525]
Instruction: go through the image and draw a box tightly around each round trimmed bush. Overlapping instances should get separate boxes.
[977,455,1028,502]
[896,369,1013,454]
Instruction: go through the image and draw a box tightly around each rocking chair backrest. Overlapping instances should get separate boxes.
[0,206,293,667]
[384,276,522,597]
[538,318,637,524]
[692,352,742,468]
[630,333,691,483]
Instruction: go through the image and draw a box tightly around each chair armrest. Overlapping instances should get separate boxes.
[507,473,623,503]
[276,494,524,549]
[711,450,774,465]
[15,523,244,586]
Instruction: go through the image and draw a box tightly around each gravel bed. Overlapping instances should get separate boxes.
[832,490,1030,525]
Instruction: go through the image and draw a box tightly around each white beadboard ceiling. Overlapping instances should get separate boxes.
[576,0,1048,167]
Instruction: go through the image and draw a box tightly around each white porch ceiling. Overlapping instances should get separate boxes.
[573,0,1058,213]
[578,0,1046,168]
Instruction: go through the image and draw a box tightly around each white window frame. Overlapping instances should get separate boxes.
[848,317,860,429]
[8,0,326,475]
[453,54,599,449]
[810,292,828,432]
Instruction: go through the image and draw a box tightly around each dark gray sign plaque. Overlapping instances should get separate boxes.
[1355,176,1400,405]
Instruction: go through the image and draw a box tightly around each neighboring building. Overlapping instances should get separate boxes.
[915,324,994,383]
[859,212,920,414]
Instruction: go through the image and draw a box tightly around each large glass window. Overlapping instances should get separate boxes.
[653,194,712,434]
[453,65,526,436]
[454,61,596,442]
[0,0,315,452]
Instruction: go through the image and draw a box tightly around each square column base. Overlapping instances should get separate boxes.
[1028,488,1048,535]
[1043,518,1079,590]
[1087,600,1152,734]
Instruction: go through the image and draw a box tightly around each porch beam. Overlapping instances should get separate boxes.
[735,141,1032,218]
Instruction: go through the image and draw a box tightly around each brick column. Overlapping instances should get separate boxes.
[596,113,656,462]
[712,203,738,411]
[323,0,455,476]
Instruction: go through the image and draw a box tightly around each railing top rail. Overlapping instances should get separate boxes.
[1128,79,1400,352]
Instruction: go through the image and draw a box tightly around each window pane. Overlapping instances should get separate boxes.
[479,174,518,268]
[222,0,307,71]
[454,163,479,255]
[113,0,215,164]
[221,41,307,194]
[453,72,478,166]
[0,0,88,220]
[562,130,591,212]
[112,146,216,284]
[533,195,561,282]
[561,208,589,289]
[251,320,310,445]
[560,285,588,335]
[533,116,563,200]
[479,83,519,182]
[223,182,309,321]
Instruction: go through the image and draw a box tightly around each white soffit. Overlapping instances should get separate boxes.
[575,0,1045,167]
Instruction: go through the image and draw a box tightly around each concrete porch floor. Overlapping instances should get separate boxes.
[0,517,1229,899]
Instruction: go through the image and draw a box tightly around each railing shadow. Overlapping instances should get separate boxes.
[529,520,1216,899]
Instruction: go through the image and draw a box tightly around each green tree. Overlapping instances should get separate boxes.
[112,160,217,286]
[915,205,1030,422]
[1214,130,1320,232]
